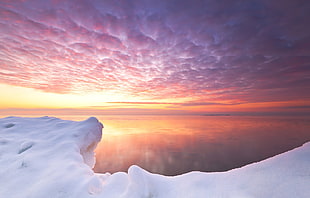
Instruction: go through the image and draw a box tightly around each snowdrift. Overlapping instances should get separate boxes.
[0,116,309,198]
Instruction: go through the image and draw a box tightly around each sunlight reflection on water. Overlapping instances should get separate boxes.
[90,115,310,175]
[3,114,309,175]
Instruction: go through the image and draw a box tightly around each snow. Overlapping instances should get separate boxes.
[0,116,309,198]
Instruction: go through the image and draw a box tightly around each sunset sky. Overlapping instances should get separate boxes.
[0,0,309,115]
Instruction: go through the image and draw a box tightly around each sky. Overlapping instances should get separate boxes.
[0,0,310,115]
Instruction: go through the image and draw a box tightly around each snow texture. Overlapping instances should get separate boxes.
[0,116,309,198]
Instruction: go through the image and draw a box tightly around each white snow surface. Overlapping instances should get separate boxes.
[0,116,309,198]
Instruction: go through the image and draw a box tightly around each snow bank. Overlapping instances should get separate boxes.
[0,117,309,198]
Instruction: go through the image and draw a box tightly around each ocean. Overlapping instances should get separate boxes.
[90,115,310,176]
[2,114,310,176]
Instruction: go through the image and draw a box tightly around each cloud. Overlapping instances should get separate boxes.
[107,101,241,107]
[0,0,309,104]
[281,105,310,109]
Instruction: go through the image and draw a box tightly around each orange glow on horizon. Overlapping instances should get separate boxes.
[0,83,309,116]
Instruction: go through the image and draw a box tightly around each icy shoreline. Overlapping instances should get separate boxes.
[0,116,309,198]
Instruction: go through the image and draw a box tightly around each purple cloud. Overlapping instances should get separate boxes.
[0,0,309,104]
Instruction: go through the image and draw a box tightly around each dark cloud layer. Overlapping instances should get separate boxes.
[0,0,309,103]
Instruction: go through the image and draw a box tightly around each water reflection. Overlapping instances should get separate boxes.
[93,115,310,176]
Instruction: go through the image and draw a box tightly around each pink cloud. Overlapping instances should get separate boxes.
[0,0,309,105]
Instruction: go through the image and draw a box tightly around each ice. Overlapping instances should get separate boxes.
[18,141,34,154]
[4,123,15,128]
[0,116,309,198]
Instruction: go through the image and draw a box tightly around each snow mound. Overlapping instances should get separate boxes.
[0,116,309,198]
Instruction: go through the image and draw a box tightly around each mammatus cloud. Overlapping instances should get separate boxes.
[0,0,309,104]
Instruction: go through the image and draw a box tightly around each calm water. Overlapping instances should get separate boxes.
[90,115,310,176]
[3,114,310,176]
